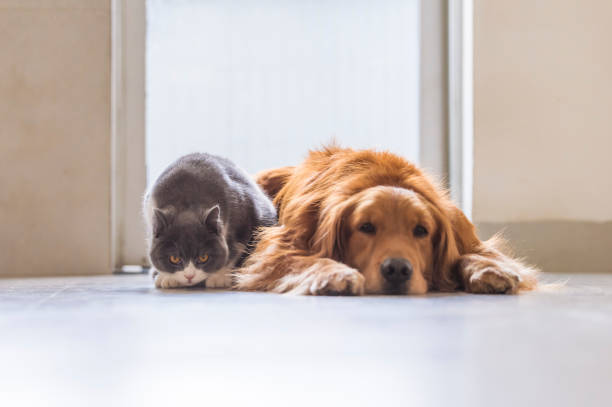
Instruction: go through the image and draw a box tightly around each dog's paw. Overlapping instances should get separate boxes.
[467,267,520,294]
[154,272,181,289]
[205,270,232,289]
[308,266,365,296]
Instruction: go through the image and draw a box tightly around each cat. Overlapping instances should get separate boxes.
[143,152,277,289]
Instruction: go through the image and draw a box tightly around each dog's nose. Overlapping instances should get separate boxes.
[380,258,413,284]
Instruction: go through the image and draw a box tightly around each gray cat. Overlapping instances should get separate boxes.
[143,153,277,289]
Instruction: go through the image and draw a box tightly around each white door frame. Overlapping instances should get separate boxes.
[447,0,473,219]
[110,0,473,270]
[421,0,473,219]
[111,0,147,270]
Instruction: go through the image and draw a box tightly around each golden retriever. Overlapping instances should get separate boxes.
[235,146,538,295]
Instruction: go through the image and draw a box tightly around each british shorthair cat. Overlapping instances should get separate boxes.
[143,153,276,289]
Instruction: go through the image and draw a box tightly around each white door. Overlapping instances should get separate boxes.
[146,0,420,181]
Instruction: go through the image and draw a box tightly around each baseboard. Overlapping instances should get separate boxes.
[0,269,111,279]
[476,221,612,274]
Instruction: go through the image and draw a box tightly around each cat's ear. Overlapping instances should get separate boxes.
[202,205,222,234]
[153,206,175,237]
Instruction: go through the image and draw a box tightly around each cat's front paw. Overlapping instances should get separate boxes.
[154,271,182,289]
[205,270,232,289]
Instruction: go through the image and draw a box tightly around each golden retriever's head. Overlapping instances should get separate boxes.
[314,185,460,295]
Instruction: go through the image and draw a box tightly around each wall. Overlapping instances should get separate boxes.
[0,0,111,277]
[474,0,612,272]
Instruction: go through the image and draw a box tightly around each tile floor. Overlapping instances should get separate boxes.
[1,273,611,407]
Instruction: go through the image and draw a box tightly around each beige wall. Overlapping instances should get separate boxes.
[0,0,111,277]
[474,0,612,223]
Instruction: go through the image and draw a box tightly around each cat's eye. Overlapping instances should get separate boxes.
[169,255,182,265]
[198,254,209,264]
[413,225,428,238]
[359,222,376,235]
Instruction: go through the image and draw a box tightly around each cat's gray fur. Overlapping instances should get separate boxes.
[143,153,276,289]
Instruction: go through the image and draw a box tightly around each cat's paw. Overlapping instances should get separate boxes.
[154,271,182,289]
[205,270,232,289]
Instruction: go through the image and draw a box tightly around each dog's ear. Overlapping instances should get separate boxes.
[447,205,481,253]
[429,202,481,290]
[310,197,354,261]
[428,203,460,291]
[254,166,295,202]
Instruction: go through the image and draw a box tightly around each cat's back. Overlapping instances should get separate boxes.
[150,153,232,209]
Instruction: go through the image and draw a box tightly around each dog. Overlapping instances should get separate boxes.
[235,146,538,295]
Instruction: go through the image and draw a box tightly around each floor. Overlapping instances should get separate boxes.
[1,274,611,407]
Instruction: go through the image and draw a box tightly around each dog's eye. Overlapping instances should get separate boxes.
[359,222,376,235]
[413,225,428,238]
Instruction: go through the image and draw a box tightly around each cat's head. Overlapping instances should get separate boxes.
[149,205,229,286]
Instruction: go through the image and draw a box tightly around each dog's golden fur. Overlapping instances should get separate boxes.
[236,146,538,295]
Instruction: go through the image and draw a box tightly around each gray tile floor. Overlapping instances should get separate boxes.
[1,273,611,407]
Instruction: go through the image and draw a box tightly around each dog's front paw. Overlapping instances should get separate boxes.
[154,271,181,289]
[467,267,520,294]
[309,266,365,296]
[205,270,232,289]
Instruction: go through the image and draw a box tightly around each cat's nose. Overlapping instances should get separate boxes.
[185,274,194,282]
